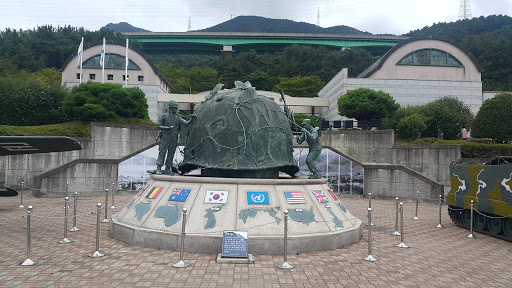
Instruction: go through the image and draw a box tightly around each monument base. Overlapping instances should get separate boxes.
[111,174,362,255]
[216,253,254,264]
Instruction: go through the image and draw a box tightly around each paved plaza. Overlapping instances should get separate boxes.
[1,191,511,287]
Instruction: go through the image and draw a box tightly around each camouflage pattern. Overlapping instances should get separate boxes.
[449,163,512,217]
[448,161,512,241]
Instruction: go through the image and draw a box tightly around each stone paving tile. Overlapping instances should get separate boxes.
[1,192,512,287]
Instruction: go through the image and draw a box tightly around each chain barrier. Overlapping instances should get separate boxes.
[366,209,399,219]
[0,216,26,224]
[473,208,512,219]
[20,185,111,195]
[418,197,446,207]
[11,190,500,266]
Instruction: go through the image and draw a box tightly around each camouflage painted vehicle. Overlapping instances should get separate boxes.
[448,157,512,241]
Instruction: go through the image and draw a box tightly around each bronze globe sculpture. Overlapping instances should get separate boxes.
[179,81,299,179]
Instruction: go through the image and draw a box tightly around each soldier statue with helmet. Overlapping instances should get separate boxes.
[155,100,195,175]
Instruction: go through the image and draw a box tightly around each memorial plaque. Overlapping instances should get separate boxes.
[222,231,248,258]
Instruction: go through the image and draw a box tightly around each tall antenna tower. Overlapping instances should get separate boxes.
[187,17,191,32]
[316,7,320,26]
[458,0,472,20]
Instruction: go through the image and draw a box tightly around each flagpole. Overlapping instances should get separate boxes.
[102,38,105,83]
[125,38,128,88]
[80,37,83,84]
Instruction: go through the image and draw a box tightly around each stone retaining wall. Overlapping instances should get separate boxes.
[0,123,158,197]
[1,125,459,199]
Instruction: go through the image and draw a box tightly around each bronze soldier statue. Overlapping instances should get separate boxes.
[297,119,322,179]
[155,101,195,175]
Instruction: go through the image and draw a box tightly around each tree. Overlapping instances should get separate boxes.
[275,75,324,97]
[62,82,149,122]
[421,97,474,140]
[243,70,276,91]
[382,105,424,131]
[396,114,428,141]
[0,76,69,126]
[156,63,221,93]
[186,67,222,93]
[337,88,399,121]
[472,93,512,143]
[31,68,62,86]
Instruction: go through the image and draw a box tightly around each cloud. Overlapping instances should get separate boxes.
[472,0,512,17]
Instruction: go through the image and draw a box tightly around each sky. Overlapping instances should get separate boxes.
[1,0,511,35]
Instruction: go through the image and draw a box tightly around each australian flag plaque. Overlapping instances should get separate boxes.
[222,231,248,258]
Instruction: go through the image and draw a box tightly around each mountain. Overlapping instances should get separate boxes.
[197,16,372,35]
[104,22,151,33]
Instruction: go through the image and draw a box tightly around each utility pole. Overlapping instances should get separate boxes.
[316,7,320,26]
[187,17,191,32]
[458,0,472,20]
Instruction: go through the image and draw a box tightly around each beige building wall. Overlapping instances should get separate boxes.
[369,39,481,82]
[61,43,173,122]
[319,38,484,120]
[62,43,170,91]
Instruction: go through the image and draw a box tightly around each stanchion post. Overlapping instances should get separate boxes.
[366,193,374,226]
[20,206,37,266]
[69,192,80,231]
[110,182,116,209]
[88,203,105,257]
[396,202,409,248]
[392,197,401,236]
[277,210,294,269]
[413,191,420,220]
[58,197,72,244]
[102,189,109,223]
[436,194,443,228]
[173,207,190,268]
[363,207,377,261]
[18,181,24,208]
[467,200,477,239]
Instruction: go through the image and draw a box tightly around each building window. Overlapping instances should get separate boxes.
[138,75,144,81]
[76,73,81,79]
[397,49,463,67]
[89,74,96,80]
[82,53,141,70]
[107,74,113,80]
[123,75,129,81]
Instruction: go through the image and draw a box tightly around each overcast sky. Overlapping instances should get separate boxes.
[1,0,511,35]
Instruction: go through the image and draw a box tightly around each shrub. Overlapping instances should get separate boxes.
[461,142,512,158]
[421,97,474,140]
[0,77,69,126]
[62,82,149,122]
[396,114,428,141]
[338,88,399,121]
[472,93,512,143]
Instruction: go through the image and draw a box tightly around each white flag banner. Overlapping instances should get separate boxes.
[99,38,106,67]
[125,38,129,68]
[76,38,83,67]
[205,190,229,204]
[125,38,128,87]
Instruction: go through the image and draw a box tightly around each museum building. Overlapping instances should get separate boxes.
[61,41,173,122]
[319,36,484,121]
